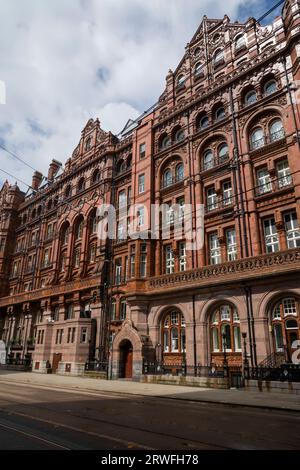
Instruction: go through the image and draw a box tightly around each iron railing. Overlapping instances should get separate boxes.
[142,361,231,378]
[245,364,300,382]
[85,361,108,372]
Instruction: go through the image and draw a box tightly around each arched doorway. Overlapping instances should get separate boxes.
[271,297,300,361]
[119,340,133,378]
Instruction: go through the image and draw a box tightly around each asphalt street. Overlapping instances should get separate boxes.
[0,381,299,450]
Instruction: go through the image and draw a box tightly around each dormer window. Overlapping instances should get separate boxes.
[194,62,204,77]
[177,74,185,88]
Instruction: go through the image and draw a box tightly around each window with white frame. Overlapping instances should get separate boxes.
[284,211,300,248]
[165,245,175,274]
[226,228,237,261]
[276,159,292,188]
[263,218,279,253]
[222,181,232,206]
[178,241,186,272]
[140,243,147,278]
[207,187,218,211]
[257,167,272,194]
[80,327,88,343]
[209,233,221,264]
[138,174,145,193]
[250,127,264,149]
[115,258,122,285]
[137,207,145,227]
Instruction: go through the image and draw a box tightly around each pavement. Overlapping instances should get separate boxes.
[0,369,300,412]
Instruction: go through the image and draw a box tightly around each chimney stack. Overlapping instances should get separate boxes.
[48,159,62,181]
[32,171,43,191]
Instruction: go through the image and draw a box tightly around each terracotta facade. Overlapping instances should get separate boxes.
[1,1,300,377]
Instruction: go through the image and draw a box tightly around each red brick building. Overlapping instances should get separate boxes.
[1,0,300,378]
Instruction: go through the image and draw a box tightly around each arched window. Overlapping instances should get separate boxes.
[218,143,229,162]
[92,169,100,183]
[65,185,72,198]
[264,80,277,96]
[203,149,214,170]
[199,115,209,129]
[245,90,257,106]
[175,163,184,182]
[271,297,299,355]
[174,128,185,142]
[160,135,171,150]
[194,62,204,77]
[177,74,185,87]
[214,49,224,66]
[269,119,284,141]
[47,199,53,211]
[250,126,264,150]
[162,311,186,353]
[75,219,84,240]
[235,34,246,52]
[89,213,98,234]
[61,224,69,245]
[85,136,92,151]
[215,106,225,121]
[162,168,172,188]
[210,304,241,354]
[77,177,85,193]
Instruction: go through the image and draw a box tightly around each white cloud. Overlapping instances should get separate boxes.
[0,0,264,189]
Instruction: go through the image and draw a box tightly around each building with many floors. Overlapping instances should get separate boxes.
[1,0,300,378]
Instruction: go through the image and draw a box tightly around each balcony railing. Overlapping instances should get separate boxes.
[255,176,293,197]
[250,129,285,151]
[205,196,234,213]
[161,176,184,190]
[202,152,229,172]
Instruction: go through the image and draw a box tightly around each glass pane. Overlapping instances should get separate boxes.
[274,324,284,351]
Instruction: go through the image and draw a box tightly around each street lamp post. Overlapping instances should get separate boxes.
[222,332,228,377]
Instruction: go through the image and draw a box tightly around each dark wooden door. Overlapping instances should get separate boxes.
[52,353,62,373]
[124,349,133,378]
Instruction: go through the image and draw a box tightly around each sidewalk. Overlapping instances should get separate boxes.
[0,370,300,412]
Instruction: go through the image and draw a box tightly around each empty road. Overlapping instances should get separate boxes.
[0,381,299,450]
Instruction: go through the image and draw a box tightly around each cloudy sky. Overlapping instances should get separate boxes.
[0,0,278,190]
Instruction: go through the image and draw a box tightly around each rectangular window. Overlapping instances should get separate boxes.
[207,187,218,211]
[138,174,145,194]
[139,143,146,159]
[89,244,96,263]
[67,327,71,343]
[71,328,76,343]
[125,256,128,281]
[137,207,144,227]
[165,245,174,274]
[222,181,233,206]
[165,203,174,225]
[120,300,127,320]
[80,328,87,343]
[65,304,74,320]
[118,190,126,209]
[140,243,147,278]
[111,301,116,320]
[284,211,300,248]
[277,159,292,189]
[209,233,221,265]
[115,258,122,285]
[130,245,135,278]
[177,197,185,222]
[263,218,279,253]
[43,248,50,267]
[257,168,271,195]
[226,228,237,261]
[179,242,186,271]
[117,221,125,240]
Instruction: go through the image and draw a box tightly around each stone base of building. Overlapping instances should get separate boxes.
[56,362,86,376]
[32,360,51,374]
[245,379,300,394]
[110,359,143,380]
[140,374,229,389]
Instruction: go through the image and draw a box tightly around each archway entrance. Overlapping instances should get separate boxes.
[119,340,133,378]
